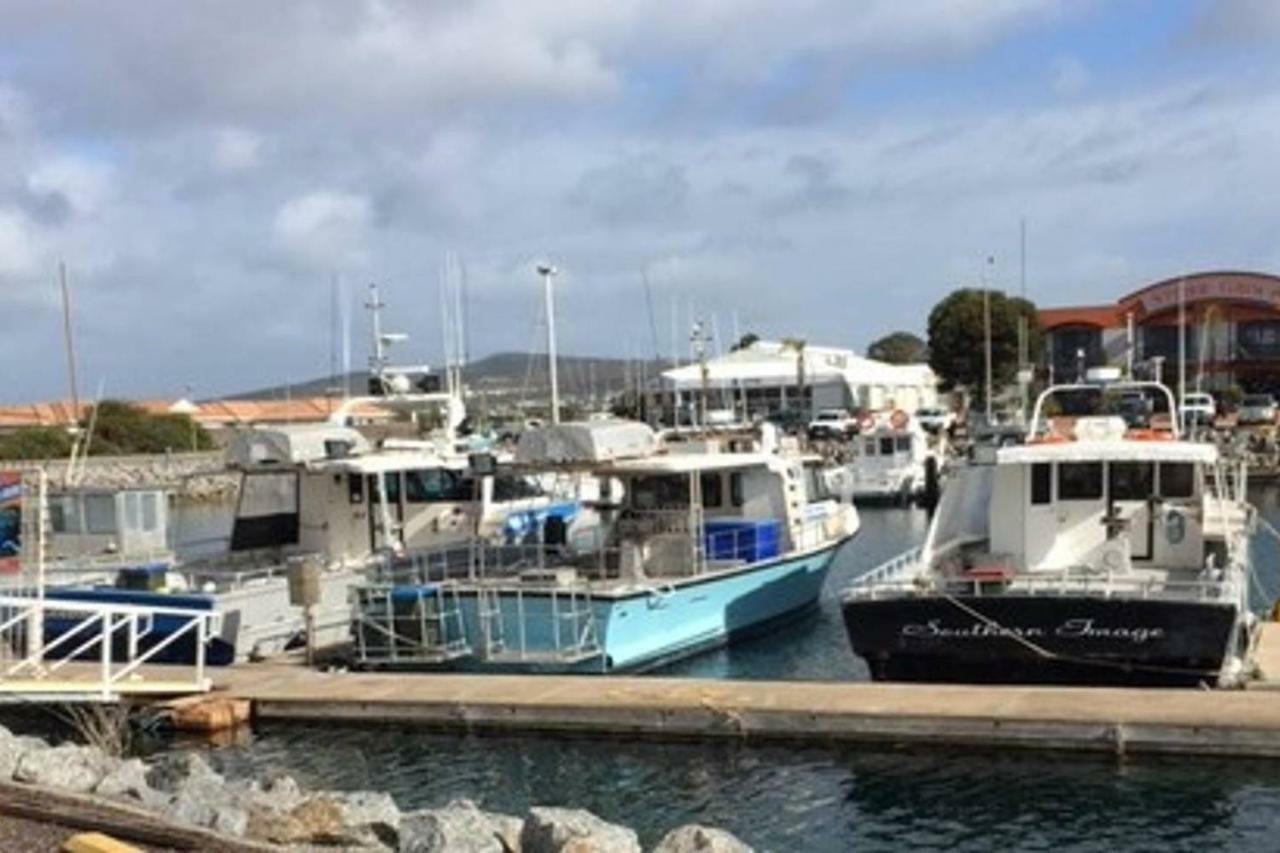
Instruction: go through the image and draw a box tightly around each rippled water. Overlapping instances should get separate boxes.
[204,724,1280,851]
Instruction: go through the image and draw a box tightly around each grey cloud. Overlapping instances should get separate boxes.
[568,156,689,226]
[1185,0,1280,44]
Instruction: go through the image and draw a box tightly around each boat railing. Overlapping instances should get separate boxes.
[844,546,925,595]
[0,593,219,700]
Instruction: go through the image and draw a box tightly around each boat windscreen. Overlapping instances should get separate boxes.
[231,472,299,551]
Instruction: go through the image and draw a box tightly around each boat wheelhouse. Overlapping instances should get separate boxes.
[841,380,1260,687]
[352,420,860,673]
[826,413,941,505]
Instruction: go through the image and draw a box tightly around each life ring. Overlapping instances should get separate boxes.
[856,411,876,431]
[1126,429,1173,441]
[890,409,909,429]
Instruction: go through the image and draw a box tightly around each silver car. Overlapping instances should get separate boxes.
[1238,394,1277,426]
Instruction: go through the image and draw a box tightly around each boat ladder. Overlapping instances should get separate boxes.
[353,583,472,665]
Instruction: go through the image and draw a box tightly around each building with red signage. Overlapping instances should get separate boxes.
[1037,271,1280,392]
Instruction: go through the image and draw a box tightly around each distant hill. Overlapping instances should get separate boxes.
[226,352,670,401]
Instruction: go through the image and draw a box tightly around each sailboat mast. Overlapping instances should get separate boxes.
[538,264,560,424]
[59,261,80,423]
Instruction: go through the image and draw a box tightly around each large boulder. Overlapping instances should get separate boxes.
[521,807,640,853]
[651,825,754,853]
[246,792,398,848]
[145,751,224,794]
[399,798,522,853]
[13,743,114,793]
[0,728,47,781]
[94,757,169,809]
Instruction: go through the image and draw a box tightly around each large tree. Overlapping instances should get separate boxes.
[867,331,927,365]
[926,289,1043,402]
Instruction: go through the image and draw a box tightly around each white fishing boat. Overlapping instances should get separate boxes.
[826,411,942,505]
[840,378,1261,687]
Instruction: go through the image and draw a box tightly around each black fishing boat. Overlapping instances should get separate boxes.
[841,378,1261,688]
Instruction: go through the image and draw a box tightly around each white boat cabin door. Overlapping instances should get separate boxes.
[1108,461,1155,562]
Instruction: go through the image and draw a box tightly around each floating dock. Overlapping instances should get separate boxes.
[148,624,1280,759]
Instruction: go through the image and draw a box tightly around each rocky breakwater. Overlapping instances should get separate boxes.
[0,724,753,851]
[10,451,238,501]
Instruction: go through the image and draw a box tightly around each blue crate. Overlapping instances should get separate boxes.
[703,518,781,563]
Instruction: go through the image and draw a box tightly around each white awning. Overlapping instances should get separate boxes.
[998,440,1218,465]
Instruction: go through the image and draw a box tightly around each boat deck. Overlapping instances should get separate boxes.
[141,622,1280,757]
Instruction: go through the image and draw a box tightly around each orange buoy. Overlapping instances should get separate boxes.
[890,409,909,429]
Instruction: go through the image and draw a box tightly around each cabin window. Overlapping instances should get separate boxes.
[879,437,895,455]
[492,475,542,502]
[729,472,744,508]
[630,475,689,510]
[700,473,723,508]
[369,473,402,505]
[805,464,833,502]
[1110,462,1154,501]
[1058,463,1103,501]
[348,473,364,504]
[84,494,117,535]
[1030,464,1052,505]
[895,435,911,453]
[141,493,159,532]
[1159,463,1195,499]
[404,469,466,503]
[49,497,76,534]
[863,439,876,456]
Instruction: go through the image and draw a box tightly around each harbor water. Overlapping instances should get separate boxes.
[170,500,1280,851]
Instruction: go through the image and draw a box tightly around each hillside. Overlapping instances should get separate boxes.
[227,352,670,401]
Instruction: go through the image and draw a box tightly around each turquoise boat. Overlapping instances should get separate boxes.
[352,421,860,673]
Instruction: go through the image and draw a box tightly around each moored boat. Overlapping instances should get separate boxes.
[352,420,860,673]
[840,378,1261,687]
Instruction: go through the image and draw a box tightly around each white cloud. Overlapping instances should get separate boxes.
[212,127,262,172]
[272,190,372,271]
[0,208,44,278]
[26,155,111,216]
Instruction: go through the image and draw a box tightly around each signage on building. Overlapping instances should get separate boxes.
[1129,276,1280,315]
[0,472,20,574]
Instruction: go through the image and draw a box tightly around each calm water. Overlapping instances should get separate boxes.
[172,501,1280,852]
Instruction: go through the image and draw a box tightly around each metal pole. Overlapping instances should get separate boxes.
[538,265,561,424]
[982,259,993,423]
[1178,277,1186,425]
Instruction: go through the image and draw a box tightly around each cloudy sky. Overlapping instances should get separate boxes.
[1,0,1279,401]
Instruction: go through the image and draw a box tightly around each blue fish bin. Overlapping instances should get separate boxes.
[703,519,781,563]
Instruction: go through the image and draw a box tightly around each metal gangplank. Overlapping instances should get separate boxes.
[0,469,219,702]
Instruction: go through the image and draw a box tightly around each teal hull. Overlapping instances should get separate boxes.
[362,539,848,674]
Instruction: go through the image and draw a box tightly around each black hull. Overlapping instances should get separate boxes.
[842,595,1242,687]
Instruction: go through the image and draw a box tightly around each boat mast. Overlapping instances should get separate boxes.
[537,264,560,424]
[366,283,386,391]
[982,256,993,424]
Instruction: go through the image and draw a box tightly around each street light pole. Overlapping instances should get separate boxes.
[537,264,561,424]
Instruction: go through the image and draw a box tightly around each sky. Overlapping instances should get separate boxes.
[1,0,1279,402]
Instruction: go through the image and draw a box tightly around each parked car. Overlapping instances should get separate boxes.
[914,407,955,434]
[1180,392,1215,428]
[807,409,859,440]
[1238,394,1277,426]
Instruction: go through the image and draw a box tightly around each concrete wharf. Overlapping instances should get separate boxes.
[146,624,1280,759]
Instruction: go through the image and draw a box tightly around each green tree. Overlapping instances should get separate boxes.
[926,289,1042,403]
[867,331,927,365]
[0,426,75,461]
[84,401,216,455]
[730,332,760,352]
